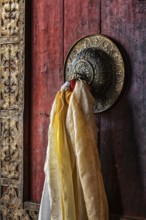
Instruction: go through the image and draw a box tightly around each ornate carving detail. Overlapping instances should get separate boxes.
[1,0,20,37]
[65,35,125,113]
[0,1,39,219]
[72,48,113,97]
[0,43,22,111]
[24,202,40,220]
[0,117,23,185]
[0,186,30,219]
[0,0,25,218]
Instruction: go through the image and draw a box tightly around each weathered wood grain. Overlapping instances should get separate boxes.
[100,0,146,218]
[64,0,101,58]
[28,0,101,203]
[27,2,146,219]
[30,0,64,202]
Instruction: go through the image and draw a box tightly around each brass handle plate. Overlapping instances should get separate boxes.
[64,34,125,113]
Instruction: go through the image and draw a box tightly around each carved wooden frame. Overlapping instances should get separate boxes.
[0,0,39,219]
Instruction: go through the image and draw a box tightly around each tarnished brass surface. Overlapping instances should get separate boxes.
[64,35,125,113]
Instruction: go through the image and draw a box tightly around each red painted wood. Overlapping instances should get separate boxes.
[26,2,146,219]
[30,0,64,202]
[64,0,101,58]
[100,0,146,218]
[29,0,101,203]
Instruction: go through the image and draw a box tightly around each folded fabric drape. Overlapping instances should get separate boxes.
[39,80,108,220]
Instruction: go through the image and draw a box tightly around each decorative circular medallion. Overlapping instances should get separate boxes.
[64,34,125,113]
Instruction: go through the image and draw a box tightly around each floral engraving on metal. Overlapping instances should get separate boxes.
[0,0,28,218]
[0,186,30,219]
[64,35,125,113]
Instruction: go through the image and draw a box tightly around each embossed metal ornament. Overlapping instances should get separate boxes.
[64,34,125,113]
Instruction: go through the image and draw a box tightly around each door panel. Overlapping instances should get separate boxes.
[28,0,101,203]
[100,0,146,218]
[26,0,146,219]
[29,0,64,202]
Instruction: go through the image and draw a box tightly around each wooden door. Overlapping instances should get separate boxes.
[25,0,146,219]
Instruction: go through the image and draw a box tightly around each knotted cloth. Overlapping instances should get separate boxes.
[39,80,108,220]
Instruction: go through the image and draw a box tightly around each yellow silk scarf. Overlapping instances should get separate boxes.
[66,81,108,220]
[44,81,109,220]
